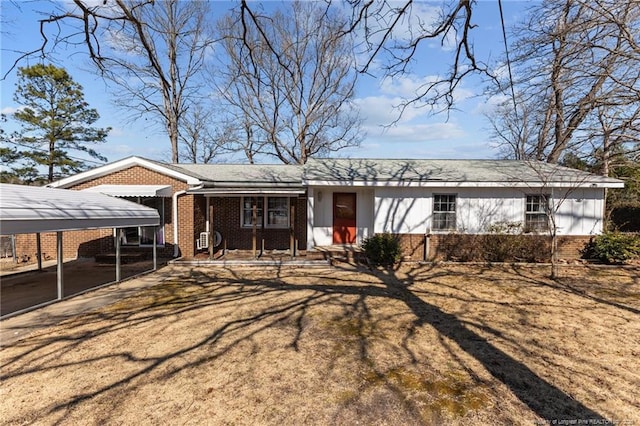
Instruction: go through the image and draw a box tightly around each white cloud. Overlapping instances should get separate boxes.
[107,144,135,155]
[472,93,509,116]
[366,121,465,143]
[107,127,125,138]
[379,74,439,98]
[1,107,18,115]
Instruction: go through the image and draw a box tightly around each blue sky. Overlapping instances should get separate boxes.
[1,1,531,165]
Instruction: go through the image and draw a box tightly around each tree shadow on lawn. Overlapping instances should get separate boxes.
[506,265,640,316]
[367,264,609,422]
[0,264,615,423]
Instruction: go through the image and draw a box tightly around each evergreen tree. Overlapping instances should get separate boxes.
[11,63,110,182]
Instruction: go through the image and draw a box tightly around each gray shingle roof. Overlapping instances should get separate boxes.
[125,157,624,189]
[302,158,624,187]
[165,163,303,188]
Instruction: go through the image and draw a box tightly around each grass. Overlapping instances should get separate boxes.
[1,263,639,425]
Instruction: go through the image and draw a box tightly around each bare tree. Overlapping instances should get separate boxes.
[5,0,215,163]
[7,1,488,145]
[178,106,233,164]
[491,0,640,168]
[238,0,490,114]
[215,1,362,164]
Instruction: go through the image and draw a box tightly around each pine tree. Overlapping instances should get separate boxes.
[11,63,110,182]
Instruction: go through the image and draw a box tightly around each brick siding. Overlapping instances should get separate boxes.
[205,196,307,253]
[393,233,591,262]
[13,165,192,261]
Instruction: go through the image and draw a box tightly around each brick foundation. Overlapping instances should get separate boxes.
[392,233,592,262]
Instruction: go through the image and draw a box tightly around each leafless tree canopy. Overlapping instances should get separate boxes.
[237,0,489,115]
[178,106,235,164]
[5,0,216,164]
[216,1,362,164]
[490,0,640,173]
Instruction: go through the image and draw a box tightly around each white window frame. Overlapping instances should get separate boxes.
[241,197,264,228]
[120,196,165,246]
[432,194,457,231]
[241,196,290,229]
[525,194,550,232]
[265,197,290,229]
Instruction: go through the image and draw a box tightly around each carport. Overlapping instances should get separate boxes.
[0,183,160,317]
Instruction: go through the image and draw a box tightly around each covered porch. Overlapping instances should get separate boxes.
[184,163,308,259]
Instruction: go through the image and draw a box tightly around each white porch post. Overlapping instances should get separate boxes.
[115,228,121,282]
[56,231,63,300]
[307,188,315,250]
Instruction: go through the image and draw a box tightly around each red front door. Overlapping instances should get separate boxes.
[333,192,357,244]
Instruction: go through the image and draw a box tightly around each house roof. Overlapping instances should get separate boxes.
[167,163,306,194]
[46,156,624,194]
[0,184,160,235]
[302,158,625,188]
[169,163,303,185]
[48,156,201,188]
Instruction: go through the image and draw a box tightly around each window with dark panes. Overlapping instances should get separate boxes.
[121,197,165,246]
[433,194,456,231]
[525,195,549,232]
[266,197,289,228]
[242,197,264,228]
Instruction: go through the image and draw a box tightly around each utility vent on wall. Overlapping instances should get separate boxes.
[197,232,209,250]
[197,231,222,250]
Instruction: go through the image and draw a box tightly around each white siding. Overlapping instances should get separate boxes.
[307,187,374,248]
[373,187,429,233]
[307,185,606,247]
[553,188,604,235]
[369,186,606,236]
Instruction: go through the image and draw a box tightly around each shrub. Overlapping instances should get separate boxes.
[581,232,640,264]
[362,232,402,267]
[434,232,550,263]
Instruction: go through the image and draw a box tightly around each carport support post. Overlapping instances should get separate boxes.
[56,231,63,300]
[36,233,42,270]
[153,228,157,271]
[115,228,121,282]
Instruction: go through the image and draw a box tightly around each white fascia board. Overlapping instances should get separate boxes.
[2,217,160,235]
[192,188,306,196]
[303,180,624,189]
[49,156,201,188]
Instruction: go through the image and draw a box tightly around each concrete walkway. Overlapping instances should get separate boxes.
[0,267,172,347]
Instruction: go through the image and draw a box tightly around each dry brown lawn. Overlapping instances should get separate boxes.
[1,263,639,425]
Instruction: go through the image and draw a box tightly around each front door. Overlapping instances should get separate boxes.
[333,192,357,244]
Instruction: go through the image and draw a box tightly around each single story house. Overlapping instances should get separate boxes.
[10,156,624,262]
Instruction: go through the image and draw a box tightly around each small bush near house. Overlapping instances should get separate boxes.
[435,226,550,263]
[362,232,402,267]
[581,232,640,264]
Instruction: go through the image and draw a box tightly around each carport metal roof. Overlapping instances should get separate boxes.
[0,183,161,319]
[0,183,160,235]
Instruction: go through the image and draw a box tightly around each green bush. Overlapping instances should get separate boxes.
[362,232,402,267]
[581,232,640,264]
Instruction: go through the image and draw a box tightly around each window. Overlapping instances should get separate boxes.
[525,195,549,232]
[242,197,263,228]
[433,194,456,231]
[267,197,289,227]
[242,197,289,228]
[121,197,165,246]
